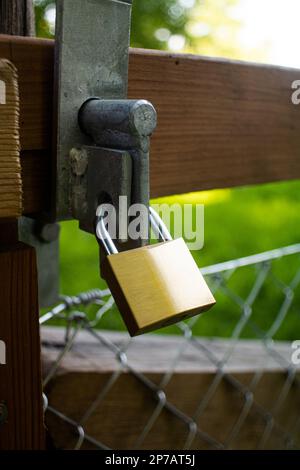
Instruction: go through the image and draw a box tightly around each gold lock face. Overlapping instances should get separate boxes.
[102,238,216,336]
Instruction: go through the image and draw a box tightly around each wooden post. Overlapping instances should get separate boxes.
[0,0,45,449]
[0,0,35,36]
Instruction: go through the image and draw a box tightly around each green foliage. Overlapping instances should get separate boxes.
[131,0,191,49]
[33,1,243,58]
[34,0,193,46]
[34,0,55,38]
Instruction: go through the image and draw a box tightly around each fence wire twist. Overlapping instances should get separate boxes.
[40,244,300,450]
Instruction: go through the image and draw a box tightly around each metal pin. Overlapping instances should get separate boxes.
[78,98,157,141]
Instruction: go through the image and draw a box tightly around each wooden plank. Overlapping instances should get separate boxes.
[0,234,45,449]
[42,327,300,450]
[21,150,50,214]
[0,35,55,215]
[1,36,300,214]
[0,35,54,151]
[130,49,300,197]
[0,3,45,450]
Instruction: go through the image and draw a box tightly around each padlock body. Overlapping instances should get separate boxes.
[102,238,216,336]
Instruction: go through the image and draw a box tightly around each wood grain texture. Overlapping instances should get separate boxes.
[0,59,22,218]
[0,5,45,450]
[1,36,300,214]
[42,327,300,450]
[0,241,45,449]
[0,35,54,151]
[129,49,300,197]
[0,0,35,37]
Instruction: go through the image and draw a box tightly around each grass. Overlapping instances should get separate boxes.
[58,180,300,340]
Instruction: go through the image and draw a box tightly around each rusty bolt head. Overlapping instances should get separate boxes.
[70,148,88,176]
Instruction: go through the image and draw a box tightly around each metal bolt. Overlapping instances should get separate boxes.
[0,401,8,426]
[39,223,61,243]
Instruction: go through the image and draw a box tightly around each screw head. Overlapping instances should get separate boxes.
[70,148,88,176]
[39,223,61,243]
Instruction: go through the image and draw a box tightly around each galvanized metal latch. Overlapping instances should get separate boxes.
[54,0,157,244]
[22,0,157,308]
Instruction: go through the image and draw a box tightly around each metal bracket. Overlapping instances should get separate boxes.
[70,145,133,235]
[54,0,134,223]
[54,0,157,239]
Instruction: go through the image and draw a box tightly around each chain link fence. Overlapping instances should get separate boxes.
[40,244,300,450]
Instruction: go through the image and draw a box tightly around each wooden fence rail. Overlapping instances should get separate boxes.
[0,2,45,450]
[0,35,300,216]
[42,327,300,450]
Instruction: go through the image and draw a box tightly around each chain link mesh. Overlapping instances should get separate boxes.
[40,244,300,450]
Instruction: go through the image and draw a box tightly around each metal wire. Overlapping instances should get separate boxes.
[41,243,300,450]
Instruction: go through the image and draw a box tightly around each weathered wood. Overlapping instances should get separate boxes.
[0,237,45,449]
[42,327,300,450]
[0,0,35,36]
[0,59,22,218]
[131,49,300,197]
[1,36,300,214]
[0,2,45,450]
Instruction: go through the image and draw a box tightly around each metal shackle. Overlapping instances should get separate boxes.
[95,206,172,256]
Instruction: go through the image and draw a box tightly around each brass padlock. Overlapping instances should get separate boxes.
[96,207,216,336]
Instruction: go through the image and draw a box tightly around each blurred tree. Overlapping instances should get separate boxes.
[131,0,245,61]
[34,0,271,62]
[131,0,193,50]
[33,0,195,45]
[33,0,244,58]
[185,0,246,59]
[34,0,54,38]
